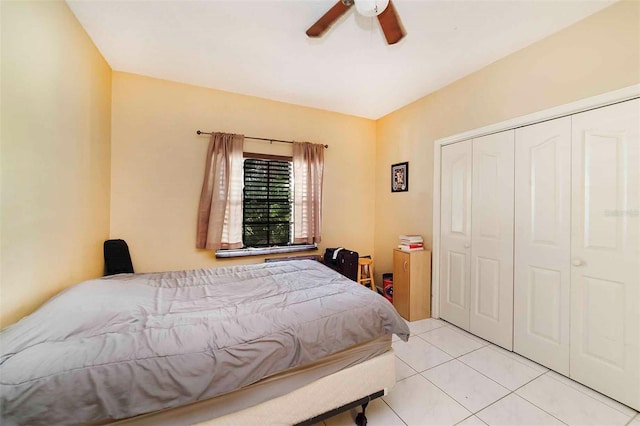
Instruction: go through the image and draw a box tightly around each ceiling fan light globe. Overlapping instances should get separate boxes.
[354,0,389,17]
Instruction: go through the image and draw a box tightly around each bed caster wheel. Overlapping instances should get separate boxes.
[355,412,367,426]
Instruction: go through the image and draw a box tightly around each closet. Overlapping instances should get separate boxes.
[469,132,514,350]
[437,97,639,410]
[439,140,472,331]
[440,132,515,350]
[568,100,639,410]
[513,117,571,375]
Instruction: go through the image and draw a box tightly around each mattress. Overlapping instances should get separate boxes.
[0,260,409,425]
[112,335,392,425]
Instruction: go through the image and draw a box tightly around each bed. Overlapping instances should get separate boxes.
[0,260,409,425]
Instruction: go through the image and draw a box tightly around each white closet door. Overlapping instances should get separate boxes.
[469,131,515,349]
[440,140,472,330]
[514,117,571,374]
[570,99,640,410]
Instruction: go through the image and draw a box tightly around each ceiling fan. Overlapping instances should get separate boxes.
[306,0,406,45]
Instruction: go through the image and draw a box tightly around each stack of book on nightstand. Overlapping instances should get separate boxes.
[398,235,424,252]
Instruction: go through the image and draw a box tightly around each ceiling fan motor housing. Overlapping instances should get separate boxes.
[354,0,390,17]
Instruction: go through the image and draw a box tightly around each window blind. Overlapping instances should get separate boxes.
[243,158,292,247]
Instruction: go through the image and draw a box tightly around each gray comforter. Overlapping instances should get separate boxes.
[0,260,409,425]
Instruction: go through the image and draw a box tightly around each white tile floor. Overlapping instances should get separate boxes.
[317,319,640,426]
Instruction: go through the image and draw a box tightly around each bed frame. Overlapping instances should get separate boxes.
[295,390,385,426]
[113,350,396,426]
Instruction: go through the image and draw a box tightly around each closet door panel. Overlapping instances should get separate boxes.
[470,131,514,349]
[440,140,472,330]
[514,117,571,374]
[570,99,640,410]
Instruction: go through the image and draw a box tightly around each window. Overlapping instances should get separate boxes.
[214,152,318,258]
[242,156,293,247]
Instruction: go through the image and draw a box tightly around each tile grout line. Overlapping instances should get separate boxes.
[391,359,478,424]
[473,390,569,426]
[458,339,633,420]
[419,357,511,405]
[472,391,516,424]
[419,355,541,419]
[424,343,515,392]
[406,322,448,337]
[438,320,550,367]
[393,350,423,381]
[402,321,638,424]
[394,330,487,425]
[396,347,510,420]
[484,344,548,369]
[402,331,561,422]
[400,347,633,426]
[414,332,489,359]
[543,370,639,419]
[420,371,475,417]
[625,413,640,426]
[453,414,487,426]
[417,323,489,348]
[440,321,550,372]
[417,323,556,401]
[405,324,543,396]
[503,371,570,425]
[380,396,409,426]
[397,370,419,381]
[437,322,638,419]
[462,359,558,421]
[398,338,512,395]
[453,352,542,392]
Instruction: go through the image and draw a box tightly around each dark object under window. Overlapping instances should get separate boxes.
[103,239,134,276]
[243,157,292,247]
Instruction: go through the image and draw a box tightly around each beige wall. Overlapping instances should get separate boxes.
[110,72,376,272]
[374,1,640,280]
[2,0,637,327]
[0,1,112,327]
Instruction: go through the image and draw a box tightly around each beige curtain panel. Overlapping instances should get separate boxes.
[293,142,325,244]
[196,132,244,250]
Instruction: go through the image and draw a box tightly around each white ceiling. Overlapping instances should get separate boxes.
[67,0,615,119]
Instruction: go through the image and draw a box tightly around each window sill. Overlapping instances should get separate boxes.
[215,244,317,258]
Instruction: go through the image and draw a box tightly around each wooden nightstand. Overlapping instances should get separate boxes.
[392,249,432,321]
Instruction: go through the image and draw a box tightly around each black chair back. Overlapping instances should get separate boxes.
[104,239,134,276]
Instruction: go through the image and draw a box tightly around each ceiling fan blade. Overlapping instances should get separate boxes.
[306,1,352,38]
[377,0,405,45]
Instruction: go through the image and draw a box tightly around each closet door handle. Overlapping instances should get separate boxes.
[403,261,408,272]
[463,243,471,249]
[571,258,585,267]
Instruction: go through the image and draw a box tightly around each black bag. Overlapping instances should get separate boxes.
[104,239,134,276]
[337,250,359,282]
[323,247,359,282]
[323,247,343,266]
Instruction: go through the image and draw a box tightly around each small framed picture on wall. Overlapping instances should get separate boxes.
[391,162,409,192]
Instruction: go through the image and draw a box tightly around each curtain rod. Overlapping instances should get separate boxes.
[196,131,328,148]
